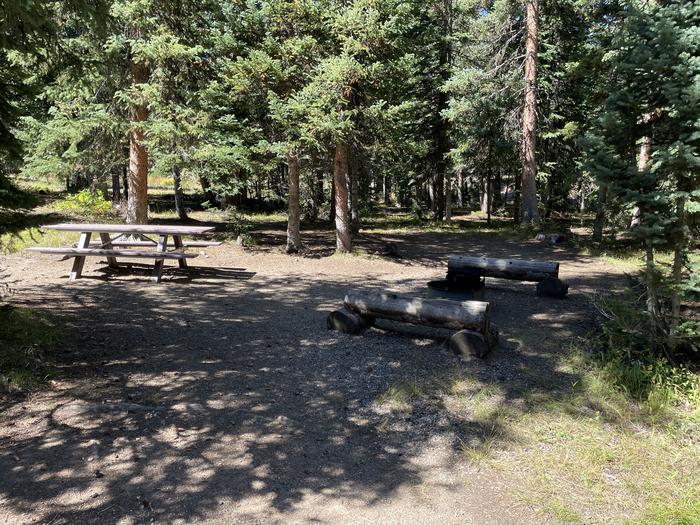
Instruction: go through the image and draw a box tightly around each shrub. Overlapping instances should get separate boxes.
[55,189,113,217]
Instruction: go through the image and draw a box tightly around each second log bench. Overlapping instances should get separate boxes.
[448,255,569,298]
[327,290,497,359]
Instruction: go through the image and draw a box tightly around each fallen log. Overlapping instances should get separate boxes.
[326,309,373,334]
[448,255,559,283]
[343,291,491,334]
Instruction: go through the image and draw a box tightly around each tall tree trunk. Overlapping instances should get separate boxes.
[445,170,452,224]
[519,0,540,225]
[456,168,464,208]
[382,174,390,206]
[172,165,187,220]
[126,58,149,224]
[592,184,607,242]
[334,143,352,252]
[670,194,686,345]
[348,146,360,234]
[111,171,121,209]
[513,173,521,224]
[493,168,502,209]
[286,152,302,253]
[630,135,651,228]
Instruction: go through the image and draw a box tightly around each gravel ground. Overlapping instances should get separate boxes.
[0,227,629,524]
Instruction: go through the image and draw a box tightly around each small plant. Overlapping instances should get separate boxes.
[55,189,113,217]
[222,207,255,244]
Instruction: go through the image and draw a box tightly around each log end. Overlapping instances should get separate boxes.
[327,309,371,334]
[536,277,569,299]
[449,330,491,360]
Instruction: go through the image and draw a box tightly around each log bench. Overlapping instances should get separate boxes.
[447,255,569,298]
[327,291,497,359]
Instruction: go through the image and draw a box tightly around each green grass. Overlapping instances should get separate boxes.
[0,306,64,392]
[1,227,80,254]
[374,348,700,524]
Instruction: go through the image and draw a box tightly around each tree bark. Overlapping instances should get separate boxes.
[519,0,540,225]
[333,143,352,252]
[111,171,121,209]
[126,57,149,224]
[456,168,464,208]
[344,291,491,333]
[348,146,360,234]
[172,164,187,220]
[445,170,452,224]
[286,152,302,253]
[670,194,686,343]
[448,255,559,282]
[592,184,607,242]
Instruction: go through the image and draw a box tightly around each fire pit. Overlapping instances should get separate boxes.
[427,267,486,301]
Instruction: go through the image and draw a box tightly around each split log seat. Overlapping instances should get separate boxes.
[447,255,568,298]
[327,290,497,359]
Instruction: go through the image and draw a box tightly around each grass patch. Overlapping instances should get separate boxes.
[1,227,80,254]
[376,379,428,413]
[628,495,700,525]
[375,347,700,524]
[0,305,63,392]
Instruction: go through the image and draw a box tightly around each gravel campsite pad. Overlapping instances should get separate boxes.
[0,229,630,524]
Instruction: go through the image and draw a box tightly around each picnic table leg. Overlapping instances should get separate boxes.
[172,235,188,269]
[69,232,91,281]
[99,233,119,268]
[152,234,169,283]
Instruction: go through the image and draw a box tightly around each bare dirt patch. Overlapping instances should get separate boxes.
[0,223,633,524]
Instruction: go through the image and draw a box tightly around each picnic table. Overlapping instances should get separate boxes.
[27,223,221,283]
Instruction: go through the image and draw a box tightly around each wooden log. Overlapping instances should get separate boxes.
[449,330,490,359]
[448,255,559,282]
[327,309,371,334]
[536,277,569,299]
[343,291,490,333]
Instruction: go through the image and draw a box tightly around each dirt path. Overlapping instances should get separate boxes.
[0,229,630,524]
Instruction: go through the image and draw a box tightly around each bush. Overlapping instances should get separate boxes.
[591,283,700,408]
[222,207,255,245]
[55,189,113,217]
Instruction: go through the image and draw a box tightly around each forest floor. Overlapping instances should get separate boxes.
[1,206,698,525]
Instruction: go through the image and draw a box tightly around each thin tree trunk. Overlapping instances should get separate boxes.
[348,146,360,234]
[457,168,464,208]
[670,195,686,343]
[630,135,651,228]
[172,165,187,220]
[126,54,149,224]
[382,174,390,205]
[286,152,302,253]
[111,171,121,209]
[592,184,607,242]
[445,170,452,225]
[519,0,540,225]
[334,143,352,252]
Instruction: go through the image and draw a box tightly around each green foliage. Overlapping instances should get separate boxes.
[55,189,114,217]
[592,286,700,406]
[222,207,255,242]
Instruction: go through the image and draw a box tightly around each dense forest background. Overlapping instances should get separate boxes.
[1,0,698,361]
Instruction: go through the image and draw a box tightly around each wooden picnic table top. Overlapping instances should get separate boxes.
[43,223,215,235]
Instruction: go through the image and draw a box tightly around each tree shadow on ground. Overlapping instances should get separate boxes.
[0,253,630,523]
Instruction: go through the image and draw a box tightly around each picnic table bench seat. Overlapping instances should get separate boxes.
[27,247,199,260]
[81,240,222,248]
